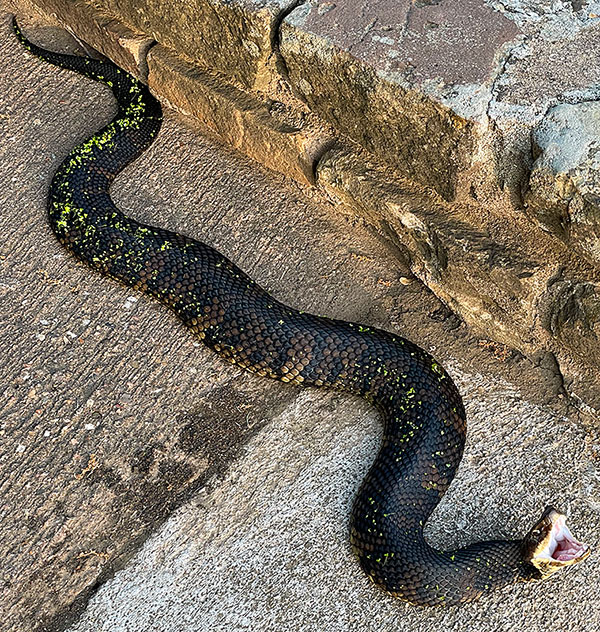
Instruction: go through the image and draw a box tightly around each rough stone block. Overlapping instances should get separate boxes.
[317,145,537,343]
[147,44,331,186]
[527,101,600,266]
[280,0,520,200]
[87,0,295,90]
[316,145,600,411]
[483,8,600,214]
[27,0,155,77]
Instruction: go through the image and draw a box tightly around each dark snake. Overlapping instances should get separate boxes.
[13,17,589,606]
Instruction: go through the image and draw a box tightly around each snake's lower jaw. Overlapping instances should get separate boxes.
[522,506,590,580]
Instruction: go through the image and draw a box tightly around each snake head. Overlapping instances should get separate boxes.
[521,506,590,580]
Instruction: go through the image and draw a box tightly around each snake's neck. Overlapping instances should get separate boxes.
[349,383,588,605]
[354,527,531,606]
[349,429,533,605]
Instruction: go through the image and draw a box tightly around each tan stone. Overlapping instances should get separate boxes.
[86,0,294,91]
[147,44,332,186]
[280,21,473,201]
[27,0,154,77]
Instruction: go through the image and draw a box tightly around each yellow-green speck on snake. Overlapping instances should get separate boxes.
[13,17,589,606]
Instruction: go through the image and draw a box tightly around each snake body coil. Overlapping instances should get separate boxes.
[14,19,589,606]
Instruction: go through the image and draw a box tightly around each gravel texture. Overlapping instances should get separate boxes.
[67,367,599,632]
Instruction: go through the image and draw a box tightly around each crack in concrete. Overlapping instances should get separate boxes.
[480,28,532,197]
[403,0,417,40]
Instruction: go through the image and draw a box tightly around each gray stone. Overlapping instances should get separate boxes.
[483,4,600,206]
[527,101,600,265]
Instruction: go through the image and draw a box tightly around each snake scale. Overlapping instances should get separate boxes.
[14,17,589,606]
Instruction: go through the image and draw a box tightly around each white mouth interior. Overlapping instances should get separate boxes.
[536,515,589,563]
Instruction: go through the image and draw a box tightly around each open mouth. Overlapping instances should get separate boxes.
[535,513,589,563]
[527,508,590,577]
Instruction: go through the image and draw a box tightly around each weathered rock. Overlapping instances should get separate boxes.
[317,145,536,341]
[527,102,600,266]
[483,6,600,233]
[280,0,520,200]
[147,44,332,187]
[490,15,600,109]
[26,0,154,77]
[87,0,295,91]
[316,145,600,411]
[536,273,600,389]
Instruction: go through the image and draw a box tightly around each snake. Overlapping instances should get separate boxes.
[14,17,589,606]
